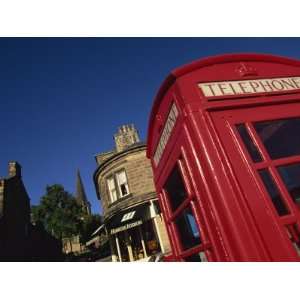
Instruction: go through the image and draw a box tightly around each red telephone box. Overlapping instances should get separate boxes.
[146,53,300,261]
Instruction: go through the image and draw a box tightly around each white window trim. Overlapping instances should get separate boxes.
[106,169,130,204]
[116,170,130,198]
[107,176,117,203]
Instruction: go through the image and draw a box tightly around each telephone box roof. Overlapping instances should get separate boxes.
[146,52,300,158]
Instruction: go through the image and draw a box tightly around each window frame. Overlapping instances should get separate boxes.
[162,156,212,261]
[115,169,130,198]
[106,168,130,204]
[213,102,300,260]
[107,175,118,203]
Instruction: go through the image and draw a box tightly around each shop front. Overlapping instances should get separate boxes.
[107,202,162,261]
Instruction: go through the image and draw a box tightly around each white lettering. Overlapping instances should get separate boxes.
[110,220,142,234]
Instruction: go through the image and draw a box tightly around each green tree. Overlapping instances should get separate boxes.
[80,214,103,244]
[32,184,84,239]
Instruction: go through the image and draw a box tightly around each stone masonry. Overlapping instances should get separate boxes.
[93,124,171,258]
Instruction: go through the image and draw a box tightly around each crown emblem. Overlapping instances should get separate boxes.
[236,63,258,77]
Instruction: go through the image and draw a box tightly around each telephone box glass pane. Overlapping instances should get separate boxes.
[175,206,201,250]
[236,124,262,162]
[184,251,207,262]
[278,163,300,206]
[258,169,289,216]
[164,164,187,211]
[254,117,300,159]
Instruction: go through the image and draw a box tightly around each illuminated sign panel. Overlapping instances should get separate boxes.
[153,102,178,166]
[198,76,300,99]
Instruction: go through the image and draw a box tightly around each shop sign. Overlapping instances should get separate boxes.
[198,76,300,99]
[153,102,179,166]
[121,211,136,222]
[110,220,142,235]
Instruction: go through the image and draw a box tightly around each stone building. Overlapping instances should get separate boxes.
[62,235,85,255]
[0,161,31,260]
[93,124,171,262]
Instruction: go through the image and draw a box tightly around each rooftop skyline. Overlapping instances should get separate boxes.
[1,38,300,214]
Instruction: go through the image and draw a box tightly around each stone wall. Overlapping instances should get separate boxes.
[93,125,172,260]
[154,214,172,254]
[96,145,157,220]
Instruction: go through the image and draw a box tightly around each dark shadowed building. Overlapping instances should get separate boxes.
[0,161,31,260]
[0,161,63,261]
[28,221,63,261]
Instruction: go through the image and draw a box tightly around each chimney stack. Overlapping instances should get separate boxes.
[8,161,22,178]
[114,124,140,152]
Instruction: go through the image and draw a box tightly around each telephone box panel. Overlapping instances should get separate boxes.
[147,53,300,261]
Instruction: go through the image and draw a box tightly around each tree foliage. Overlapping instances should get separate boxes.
[31,184,103,243]
[80,214,103,243]
[32,184,84,239]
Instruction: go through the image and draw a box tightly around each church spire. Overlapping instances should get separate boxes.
[76,169,91,215]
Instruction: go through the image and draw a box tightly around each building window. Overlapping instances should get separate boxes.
[107,170,130,203]
[107,177,117,203]
[116,170,129,198]
[142,219,161,255]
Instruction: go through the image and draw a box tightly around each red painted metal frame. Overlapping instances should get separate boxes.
[147,53,300,261]
[211,105,300,261]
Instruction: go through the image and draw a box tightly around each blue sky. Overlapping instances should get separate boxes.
[1,37,300,214]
